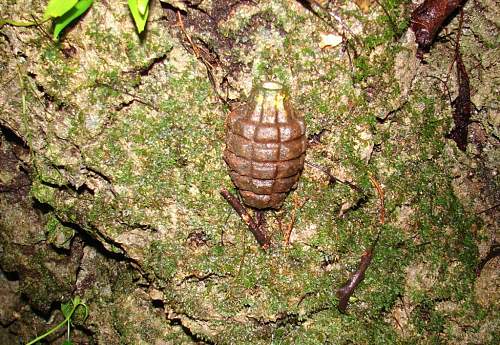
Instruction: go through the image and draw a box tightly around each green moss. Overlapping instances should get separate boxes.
[30,180,57,204]
[86,21,121,51]
[18,248,76,314]
[42,45,63,62]
[144,241,179,282]
[45,214,75,249]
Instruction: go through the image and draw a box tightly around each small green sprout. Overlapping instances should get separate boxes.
[128,0,150,34]
[2,0,151,40]
[26,296,89,345]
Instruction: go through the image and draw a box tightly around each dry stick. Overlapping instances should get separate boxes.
[284,199,298,246]
[336,175,385,313]
[305,161,362,192]
[220,189,270,249]
[284,196,309,246]
[445,9,466,83]
[447,10,471,151]
[176,11,227,105]
[336,238,377,313]
[475,203,500,215]
[176,11,200,58]
[369,175,385,225]
[94,81,158,111]
[177,10,215,68]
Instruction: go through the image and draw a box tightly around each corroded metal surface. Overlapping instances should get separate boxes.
[223,82,307,209]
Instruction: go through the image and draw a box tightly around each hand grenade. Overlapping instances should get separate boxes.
[223,81,307,209]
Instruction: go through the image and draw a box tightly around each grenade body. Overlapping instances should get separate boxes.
[223,81,307,209]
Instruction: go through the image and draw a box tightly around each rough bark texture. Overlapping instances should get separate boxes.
[0,0,498,344]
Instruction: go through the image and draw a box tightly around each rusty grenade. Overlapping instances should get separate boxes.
[223,81,307,209]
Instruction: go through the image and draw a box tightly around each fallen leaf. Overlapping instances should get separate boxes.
[319,32,343,49]
[355,0,372,13]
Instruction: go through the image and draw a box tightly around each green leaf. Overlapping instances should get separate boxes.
[61,301,73,318]
[53,0,94,40]
[44,0,78,19]
[72,296,81,305]
[62,340,73,345]
[80,302,89,321]
[137,0,149,16]
[128,0,149,34]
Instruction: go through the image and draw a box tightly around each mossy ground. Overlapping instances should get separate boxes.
[0,0,498,344]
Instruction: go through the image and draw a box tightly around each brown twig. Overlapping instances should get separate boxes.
[220,189,270,249]
[94,81,158,111]
[176,11,218,71]
[176,11,228,105]
[425,75,453,105]
[310,0,360,46]
[336,175,385,313]
[445,9,466,83]
[305,161,362,192]
[176,11,200,58]
[284,196,309,246]
[446,10,471,151]
[337,244,376,313]
[368,174,385,225]
[284,201,298,246]
[475,203,500,215]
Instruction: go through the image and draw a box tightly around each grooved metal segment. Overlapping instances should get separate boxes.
[223,83,307,209]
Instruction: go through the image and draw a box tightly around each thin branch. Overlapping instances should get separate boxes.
[176,11,228,105]
[475,203,500,215]
[337,244,376,313]
[284,196,309,245]
[220,189,270,249]
[446,10,471,151]
[336,175,385,313]
[368,174,385,225]
[306,160,363,192]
